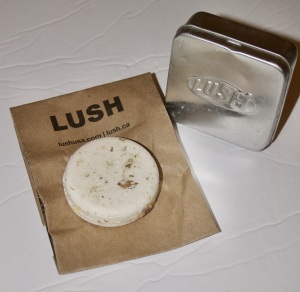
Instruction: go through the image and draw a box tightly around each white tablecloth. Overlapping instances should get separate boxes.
[1,1,300,291]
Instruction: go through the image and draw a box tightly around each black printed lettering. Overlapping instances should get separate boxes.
[50,116,68,131]
[66,110,85,128]
[103,96,124,116]
[50,96,124,132]
[86,104,104,122]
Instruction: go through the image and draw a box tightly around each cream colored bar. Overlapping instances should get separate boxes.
[63,137,160,227]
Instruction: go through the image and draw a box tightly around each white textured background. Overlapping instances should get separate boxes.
[1,1,300,291]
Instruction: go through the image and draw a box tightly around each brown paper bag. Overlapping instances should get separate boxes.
[10,73,219,274]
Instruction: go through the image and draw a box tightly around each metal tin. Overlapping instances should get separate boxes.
[166,12,297,151]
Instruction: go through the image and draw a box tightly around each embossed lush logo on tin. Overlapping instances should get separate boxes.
[187,77,255,113]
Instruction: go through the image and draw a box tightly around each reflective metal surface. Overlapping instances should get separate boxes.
[166,12,297,151]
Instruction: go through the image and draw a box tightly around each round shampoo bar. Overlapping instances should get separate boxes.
[63,137,160,227]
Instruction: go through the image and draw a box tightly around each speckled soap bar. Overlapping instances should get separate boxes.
[63,137,160,227]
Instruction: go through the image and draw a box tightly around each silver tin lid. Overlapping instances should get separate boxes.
[166,12,297,151]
